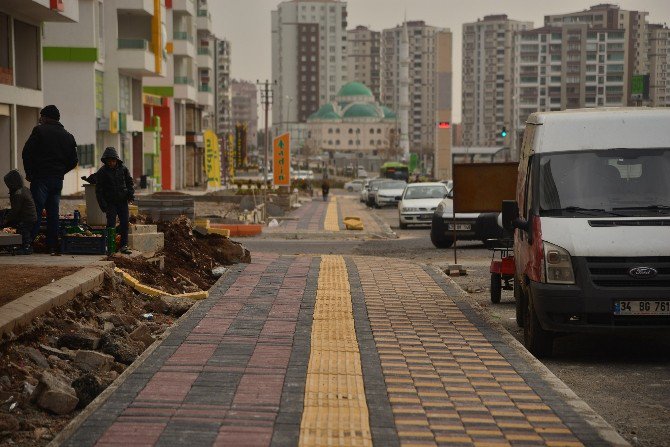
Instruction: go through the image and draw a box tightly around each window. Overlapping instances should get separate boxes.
[77,144,95,168]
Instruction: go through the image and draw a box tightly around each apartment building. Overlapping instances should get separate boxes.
[43,0,167,195]
[271,0,348,128]
[381,21,453,178]
[347,26,381,100]
[231,80,258,145]
[648,24,669,107]
[513,24,629,149]
[544,4,649,104]
[214,37,232,138]
[461,15,532,148]
[0,0,79,192]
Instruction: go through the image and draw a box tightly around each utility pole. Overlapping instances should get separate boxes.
[257,80,276,221]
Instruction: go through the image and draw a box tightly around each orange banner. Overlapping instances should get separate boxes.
[273,133,291,186]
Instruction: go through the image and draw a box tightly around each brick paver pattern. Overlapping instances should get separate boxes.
[276,200,329,233]
[62,254,605,447]
[354,257,584,447]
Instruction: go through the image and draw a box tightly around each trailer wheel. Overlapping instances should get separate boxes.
[490,273,501,304]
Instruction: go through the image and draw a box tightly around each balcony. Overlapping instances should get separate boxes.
[116,0,153,15]
[173,32,195,58]
[172,0,195,16]
[174,77,197,102]
[197,10,212,31]
[2,0,78,22]
[198,85,214,108]
[196,47,213,69]
[117,39,165,76]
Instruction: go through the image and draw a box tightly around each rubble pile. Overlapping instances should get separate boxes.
[0,280,176,446]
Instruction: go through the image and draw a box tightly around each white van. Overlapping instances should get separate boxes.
[504,108,670,357]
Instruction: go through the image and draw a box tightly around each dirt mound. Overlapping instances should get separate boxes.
[113,216,250,294]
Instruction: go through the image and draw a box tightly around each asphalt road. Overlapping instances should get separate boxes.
[241,193,670,447]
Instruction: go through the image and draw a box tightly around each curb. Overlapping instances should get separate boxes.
[48,267,238,447]
[428,265,630,447]
[0,261,114,339]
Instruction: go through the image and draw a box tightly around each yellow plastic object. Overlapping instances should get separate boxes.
[129,204,139,217]
[114,268,209,300]
[343,217,364,231]
[194,218,211,229]
[207,228,230,237]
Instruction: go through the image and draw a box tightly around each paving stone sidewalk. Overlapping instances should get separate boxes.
[57,255,626,447]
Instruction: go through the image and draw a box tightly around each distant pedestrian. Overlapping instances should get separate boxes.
[95,147,134,255]
[321,180,330,202]
[2,170,37,254]
[22,105,78,255]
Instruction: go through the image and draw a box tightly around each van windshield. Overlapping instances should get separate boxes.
[538,148,670,217]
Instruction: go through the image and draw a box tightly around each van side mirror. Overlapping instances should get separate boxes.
[501,200,519,233]
[395,196,402,201]
[446,189,454,198]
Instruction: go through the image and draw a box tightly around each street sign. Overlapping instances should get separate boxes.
[631,74,650,100]
[273,133,290,186]
[203,129,221,188]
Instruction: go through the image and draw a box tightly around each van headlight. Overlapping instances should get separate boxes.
[543,241,575,284]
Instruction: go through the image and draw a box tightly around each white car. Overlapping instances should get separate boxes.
[398,182,450,229]
[374,180,407,208]
[344,179,365,192]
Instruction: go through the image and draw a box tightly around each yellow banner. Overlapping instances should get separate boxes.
[273,133,290,186]
[203,129,221,188]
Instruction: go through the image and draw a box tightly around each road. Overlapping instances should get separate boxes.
[244,192,670,447]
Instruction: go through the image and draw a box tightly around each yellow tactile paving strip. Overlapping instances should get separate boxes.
[299,255,372,447]
[324,197,341,232]
[353,257,585,447]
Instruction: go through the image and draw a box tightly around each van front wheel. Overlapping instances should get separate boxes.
[514,276,524,327]
[523,293,554,358]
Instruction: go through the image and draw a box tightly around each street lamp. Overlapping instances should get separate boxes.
[285,95,293,168]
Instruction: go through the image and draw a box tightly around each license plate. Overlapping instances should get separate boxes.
[448,223,472,231]
[614,301,670,316]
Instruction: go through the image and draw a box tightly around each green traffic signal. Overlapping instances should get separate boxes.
[501,127,508,138]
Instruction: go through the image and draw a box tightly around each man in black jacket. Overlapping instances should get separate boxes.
[95,147,134,254]
[2,170,38,254]
[22,105,78,254]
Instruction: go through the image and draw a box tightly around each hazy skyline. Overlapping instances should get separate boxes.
[209,0,670,123]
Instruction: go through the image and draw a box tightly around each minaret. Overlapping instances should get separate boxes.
[399,20,411,161]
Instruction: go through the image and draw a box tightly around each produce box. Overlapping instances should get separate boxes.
[60,230,107,255]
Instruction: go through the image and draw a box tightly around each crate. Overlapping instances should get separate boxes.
[61,232,107,255]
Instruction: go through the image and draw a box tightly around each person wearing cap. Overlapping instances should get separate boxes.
[22,105,78,255]
[95,147,134,255]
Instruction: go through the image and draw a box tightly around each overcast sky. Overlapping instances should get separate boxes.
[208,0,670,123]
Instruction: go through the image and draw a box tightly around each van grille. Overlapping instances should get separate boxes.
[586,257,670,288]
[589,220,670,227]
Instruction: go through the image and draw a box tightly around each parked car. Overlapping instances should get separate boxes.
[365,178,389,207]
[398,182,449,229]
[441,179,453,194]
[374,180,407,208]
[357,167,369,178]
[504,108,670,358]
[344,179,365,192]
[430,198,503,248]
[360,179,370,202]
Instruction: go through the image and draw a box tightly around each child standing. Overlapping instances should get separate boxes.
[2,170,37,254]
[95,147,134,255]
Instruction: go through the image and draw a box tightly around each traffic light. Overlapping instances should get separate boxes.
[500,126,508,138]
[438,121,451,129]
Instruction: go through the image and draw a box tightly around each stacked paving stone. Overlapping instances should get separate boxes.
[128,224,164,255]
[135,196,195,222]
